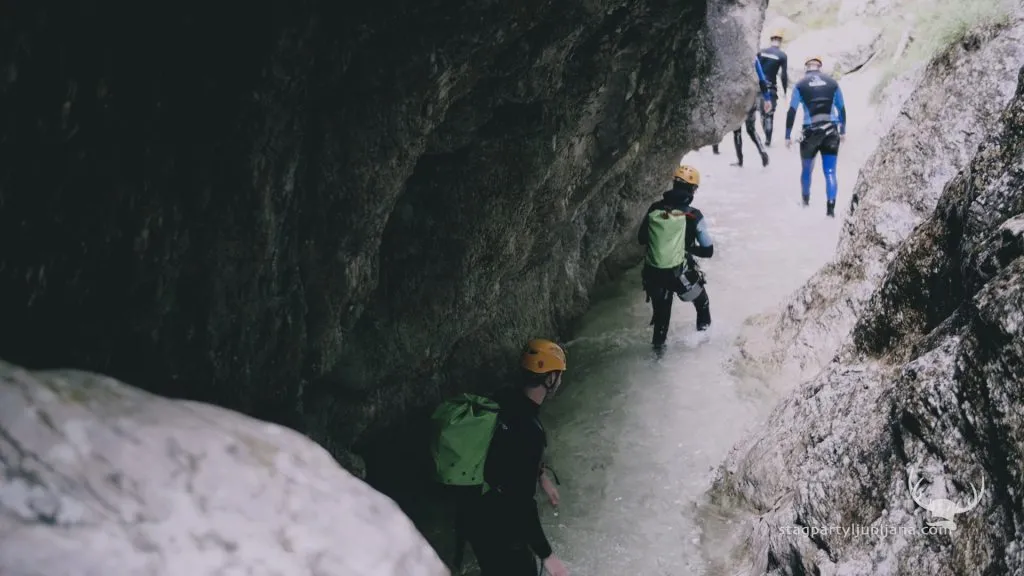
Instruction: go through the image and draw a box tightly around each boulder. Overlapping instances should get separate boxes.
[0,360,448,576]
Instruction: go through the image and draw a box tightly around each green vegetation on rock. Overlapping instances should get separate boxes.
[870,0,1015,101]
[767,0,841,30]
[768,0,1015,103]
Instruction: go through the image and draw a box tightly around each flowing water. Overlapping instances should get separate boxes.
[536,68,883,575]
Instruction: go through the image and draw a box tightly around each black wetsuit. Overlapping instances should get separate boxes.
[465,388,551,576]
[730,58,772,166]
[636,185,713,347]
[756,45,789,145]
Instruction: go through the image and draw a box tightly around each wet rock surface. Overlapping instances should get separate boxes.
[0,0,766,462]
[702,63,1024,576]
[737,18,1024,386]
[0,360,447,576]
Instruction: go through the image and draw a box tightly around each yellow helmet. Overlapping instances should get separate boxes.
[521,339,567,374]
[770,29,785,40]
[805,55,823,66]
[673,164,700,186]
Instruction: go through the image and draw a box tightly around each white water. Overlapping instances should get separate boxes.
[538,68,882,575]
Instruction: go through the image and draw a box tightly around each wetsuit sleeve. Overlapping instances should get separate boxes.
[689,217,714,258]
[754,59,770,100]
[833,85,847,134]
[785,88,801,139]
[780,53,789,94]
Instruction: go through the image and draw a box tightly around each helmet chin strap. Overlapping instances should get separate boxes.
[542,373,560,396]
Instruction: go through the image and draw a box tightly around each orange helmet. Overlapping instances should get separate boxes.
[521,339,567,374]
[770,29,785,40]
[805,55,823,67]
[673,164,700,186]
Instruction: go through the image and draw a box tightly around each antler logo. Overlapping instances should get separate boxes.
[908,468,985,531]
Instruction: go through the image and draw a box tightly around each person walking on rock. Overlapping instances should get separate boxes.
[785,55,847,217]
[729,57,772,167]
[757,30,790,146]
[637,164,714,350]
[463,339,570,576]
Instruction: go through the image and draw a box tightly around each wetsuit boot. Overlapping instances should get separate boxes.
[693,290,711,331]
[650,288,673,349]
[823,154,838,218]
[653,324,669,350]
[731,129,743,166]
[762,89,778,146]
[744,109,769,167]
[801,157,814,207]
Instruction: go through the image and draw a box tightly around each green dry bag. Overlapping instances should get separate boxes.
[430,393,500,486]
[645,208,687,269]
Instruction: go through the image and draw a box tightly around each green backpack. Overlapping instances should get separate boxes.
[645,208,688,269]
[430,393,501,487]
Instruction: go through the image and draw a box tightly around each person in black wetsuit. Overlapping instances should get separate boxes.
[757,29,790,146]
[725,58,772,167]
[466,339,569,576]
[785,55,848,217]
[637,164,714,350]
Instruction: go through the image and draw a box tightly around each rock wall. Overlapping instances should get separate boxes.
[701,64,1024,576]
[782,22,881,76]
[0,0,766,464]
[763,0,886,78]
[0,360,448,576]
[736,17,1024,387]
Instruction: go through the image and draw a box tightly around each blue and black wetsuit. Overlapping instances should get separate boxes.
[729,58,772,166]
[785,71,847,213]
[637,184,713,346]
[756,45,789,144]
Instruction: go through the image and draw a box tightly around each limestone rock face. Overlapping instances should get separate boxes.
[737,19,1024,387]
[0,360,448,576]
[702,63,1024,576]
[837,0,898,21]
[0,0,768,461]
[783,22,882,77]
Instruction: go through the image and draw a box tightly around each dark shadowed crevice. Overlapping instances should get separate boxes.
[843,50,876,75]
